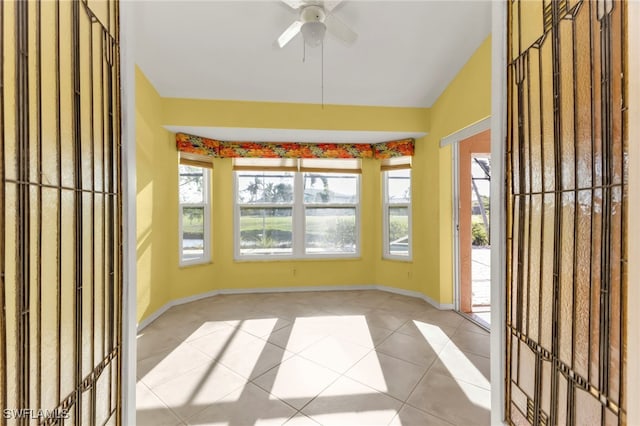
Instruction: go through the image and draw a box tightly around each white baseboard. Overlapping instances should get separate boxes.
[217,284,375,295]
[136,303,172,331]
[137,284,454,332]
[375,285,455,310]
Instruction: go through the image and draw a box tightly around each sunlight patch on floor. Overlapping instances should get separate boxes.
[412,319,490,407]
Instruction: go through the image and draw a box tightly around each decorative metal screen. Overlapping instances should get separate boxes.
[506,0,627,425]
[1,0,122,424]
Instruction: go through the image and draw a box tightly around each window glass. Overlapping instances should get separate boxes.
[237,172,294,204]
[303,173,358,204]
[179,164,210,265]
[182,206,205,261]
[239,208,293,256]
[386,169,411,203]
[383,169,411,259]
[179,165,205,203]
[305,207,357,254]
[388,206,410,256]
[235,161,360,259]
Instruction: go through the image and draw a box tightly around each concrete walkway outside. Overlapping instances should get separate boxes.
[471,247,491,325]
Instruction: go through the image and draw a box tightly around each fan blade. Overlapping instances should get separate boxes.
[324,13,357,45]
[277,20,303,48]
[324,0,343,12]
[281,0,306,9]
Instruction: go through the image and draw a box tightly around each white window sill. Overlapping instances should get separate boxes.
[234,255,362,263]
[179,259,212,268]
[382,255,413,263]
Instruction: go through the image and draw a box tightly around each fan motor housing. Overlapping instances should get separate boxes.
[301,5,325,23]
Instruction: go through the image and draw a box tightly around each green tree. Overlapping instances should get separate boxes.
[306,174,330,202]
[242,177,293,203]
[325,217,356,248]
[472,222,489,246]
[245,177,262,202]
[389,219,409,242]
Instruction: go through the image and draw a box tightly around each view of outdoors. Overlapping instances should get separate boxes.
[237,171,359,256]
[179,166,414,259]
[237,171,295,255]
[179,165,207,262]
[471,155,491,321]
[385,169,411,256]
[471,157,490,247]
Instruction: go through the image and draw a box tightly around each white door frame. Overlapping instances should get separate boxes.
[120,2,137,424]
[440,117,492,317]
[490,1,507,423]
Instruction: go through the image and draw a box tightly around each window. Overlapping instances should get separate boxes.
[234,158,360,259]
[236,170,295,256]
[179,163,211,265]
[382,157,412,259]
[303,172,358,255]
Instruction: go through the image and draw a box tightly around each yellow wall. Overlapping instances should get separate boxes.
[163,98,429,133]
[173,157,380,302]
[135,68,432,322]
[434,36,492,304]
[375,134,439,295]
[374,36,492,304]
[136,67,175,321]
[135,36,492,322]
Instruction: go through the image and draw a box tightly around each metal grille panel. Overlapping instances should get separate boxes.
[506,1,627,425]
[1,0,122,424]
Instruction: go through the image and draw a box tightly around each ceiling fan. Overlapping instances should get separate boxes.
[276,0,358,49]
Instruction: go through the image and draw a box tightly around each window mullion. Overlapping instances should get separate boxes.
[237,203,292,209]
[304,203,356,208]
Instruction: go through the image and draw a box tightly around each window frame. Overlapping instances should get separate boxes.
[301,171,361,259]
[178,164,211,267]
[382,168,412,261]
[234,169,296,259]
[233,162,361,260]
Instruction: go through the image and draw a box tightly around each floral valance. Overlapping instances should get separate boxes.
[373,138,415,159]
[176,133,414,160]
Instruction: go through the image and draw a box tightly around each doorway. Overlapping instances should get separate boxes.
[456,129,491,328]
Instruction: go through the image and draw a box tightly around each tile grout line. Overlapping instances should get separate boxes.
[402,367,492,423]
[137,290,490,425]
[137,380,185,425]
[389,401,457,426]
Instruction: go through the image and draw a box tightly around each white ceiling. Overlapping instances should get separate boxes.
[134,1,491,108]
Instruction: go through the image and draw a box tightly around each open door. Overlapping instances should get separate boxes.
[457,129,491,326]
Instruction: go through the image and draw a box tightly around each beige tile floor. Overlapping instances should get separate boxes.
[136,290,491,426]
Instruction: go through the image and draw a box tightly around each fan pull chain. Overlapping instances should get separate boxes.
[321,40,324,109]
[302,41,306,63]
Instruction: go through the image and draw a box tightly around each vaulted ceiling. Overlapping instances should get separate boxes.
[133,1,492,109]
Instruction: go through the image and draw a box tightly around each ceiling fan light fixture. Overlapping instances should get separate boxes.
[301,21,326,47]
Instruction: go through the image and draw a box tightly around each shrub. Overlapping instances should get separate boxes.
[321,218,355,248]
[472,222,489,246]
[389,219,409,242]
